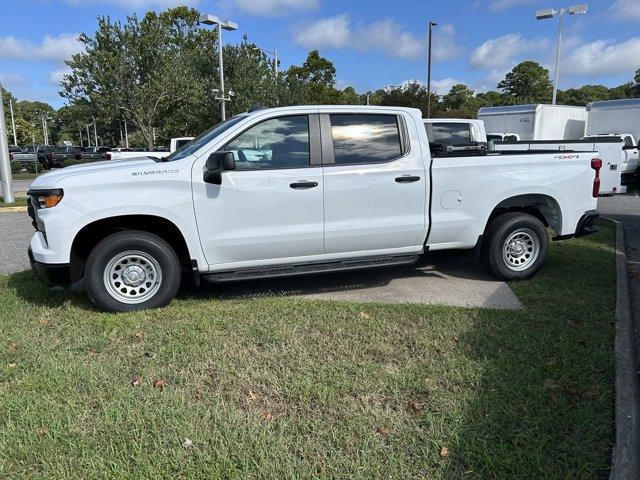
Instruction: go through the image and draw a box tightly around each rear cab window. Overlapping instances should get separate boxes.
[328,114,403,165]
[426,122,473,145]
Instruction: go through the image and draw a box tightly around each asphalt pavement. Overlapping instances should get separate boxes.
[598,183,640,367]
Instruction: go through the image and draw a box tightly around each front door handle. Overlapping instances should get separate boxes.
[290,181,318,189]
[395,176,421,183]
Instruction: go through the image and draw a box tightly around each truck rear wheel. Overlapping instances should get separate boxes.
[85,231,181,312]
[481,212,549,281]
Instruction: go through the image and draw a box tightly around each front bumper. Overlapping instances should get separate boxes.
[553,210,599,241]
[28,248,71,286]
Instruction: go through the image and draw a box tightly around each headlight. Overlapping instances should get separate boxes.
[27,189,64,209]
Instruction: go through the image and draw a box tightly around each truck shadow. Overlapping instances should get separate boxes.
[179,250,500,301]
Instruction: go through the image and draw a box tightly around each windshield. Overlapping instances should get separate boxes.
[166,115,248,161]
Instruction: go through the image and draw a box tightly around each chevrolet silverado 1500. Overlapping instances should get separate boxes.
[27,105,600,312]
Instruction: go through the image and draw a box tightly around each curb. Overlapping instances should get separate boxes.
[0,206,27,213]
[607,218,640,480]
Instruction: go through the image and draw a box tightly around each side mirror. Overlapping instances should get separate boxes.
[204,151,235,184]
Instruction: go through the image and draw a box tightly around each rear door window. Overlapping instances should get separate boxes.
[329,114,402,165]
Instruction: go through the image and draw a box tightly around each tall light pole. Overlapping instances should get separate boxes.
[251,45,278,78]
[9,98,17,145]
[124,121,129,148]
[536,4,587,105]
[0,84,14,204]
[93,119,98,146]
[199,14,238,121]
[427,21,437,118]
[86,124,91,146]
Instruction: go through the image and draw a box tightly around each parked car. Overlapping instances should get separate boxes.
[48,146,83,167]
[8,145,22,160]
[80,146,112,162]
[27,105,600,312]
[12,144,54,169]
[170,137,194,153]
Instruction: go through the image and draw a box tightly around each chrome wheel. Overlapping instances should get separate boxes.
[502,228,540,272]
[103,250,162,304]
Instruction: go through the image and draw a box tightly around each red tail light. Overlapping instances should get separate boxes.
[105,153,112,160]
[591,158,602,198]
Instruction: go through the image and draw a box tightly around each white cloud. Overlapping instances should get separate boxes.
[0,34,83,62]
[48,67,72,86]
[609,0,640,21]
[295,14,351,49]
[563,36,640,76]
[63,0,200,7]
[233,0,318,16]
[430,78,467,95]
[295,15,461,61]
[470,34,549,70]
[489,0,538,11]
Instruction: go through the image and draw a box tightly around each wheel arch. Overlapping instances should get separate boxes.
[484,193,562,236]
[69,214,193,282]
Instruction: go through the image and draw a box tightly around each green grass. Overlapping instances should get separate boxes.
[0,221,616,479]
[12,173,40,180]
[0,196,27,207]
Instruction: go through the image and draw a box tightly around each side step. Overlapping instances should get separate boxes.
[203,254,420,283]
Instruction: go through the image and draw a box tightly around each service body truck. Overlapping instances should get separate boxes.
[27,106,600,312]
[478,104,587,141]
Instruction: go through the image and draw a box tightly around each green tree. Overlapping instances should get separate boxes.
[375,81,440,117]
[556,85,611,106]
[62,7,218,149]
[284,50,344,104]
[498,61,553,104]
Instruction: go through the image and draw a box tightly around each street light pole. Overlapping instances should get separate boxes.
[9,99,17,145]
[200,14,238,122]
[86,124,91,146]
[0,84,14,204]
[124,121,129,148]
[427,21,437,118]
[536,4,587,105]
[93,120,98,146]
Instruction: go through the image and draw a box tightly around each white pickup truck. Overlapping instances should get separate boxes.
[27,105,600,312]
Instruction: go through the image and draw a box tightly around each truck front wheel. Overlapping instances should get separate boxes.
[85,231,181,312]
[481,212,549,281]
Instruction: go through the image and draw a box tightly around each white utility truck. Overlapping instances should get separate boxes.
[27,106,600,312]
[582,134,638,181]
[478,104,587,141]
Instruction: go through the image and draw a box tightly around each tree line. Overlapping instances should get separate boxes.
[3,6,640,148]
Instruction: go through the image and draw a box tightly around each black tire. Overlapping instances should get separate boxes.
[480,212,549,281]
[84,231,181,312]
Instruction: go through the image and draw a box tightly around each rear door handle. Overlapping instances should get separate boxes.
[290,181,318,189]
[395,176,421,183]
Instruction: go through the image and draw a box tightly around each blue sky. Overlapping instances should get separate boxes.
[1,0,639,107]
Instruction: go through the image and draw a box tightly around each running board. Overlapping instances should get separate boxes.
[203,254,420,283]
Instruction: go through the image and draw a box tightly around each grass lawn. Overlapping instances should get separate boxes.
[12,173,40,180]
[0,221,616,479]
[0,196,28,207]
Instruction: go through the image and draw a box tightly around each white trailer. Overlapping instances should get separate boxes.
[586,98,640,141]
[478,104,587,141]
